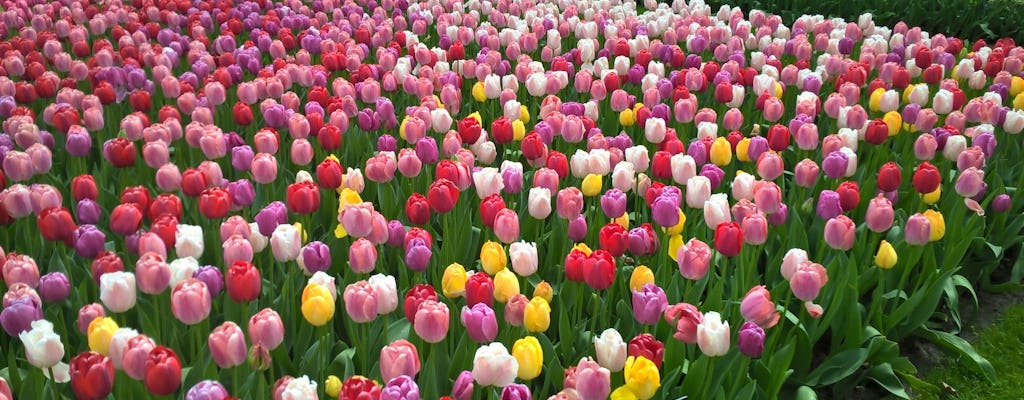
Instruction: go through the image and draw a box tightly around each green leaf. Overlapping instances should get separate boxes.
[803,348,869,386]
[386,318,411,343]
[865,363,910,399]
[915,328,997,382]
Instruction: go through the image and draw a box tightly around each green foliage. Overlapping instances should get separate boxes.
[704,0,1024,42]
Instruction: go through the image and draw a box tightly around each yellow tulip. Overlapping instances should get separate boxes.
[582,174,603,197]
[325,376,342,398]
[869,87,885,112]
[735,138,752,162]
[662,209,686,236]
[88,317,119,355]
[480,241,508,275]
[399,116,410,140]
[619,109,636,126]
[1015,93,1024,111]
[442,263,468,298]
[883,111,902,136]
[623,356,661,400]
[293,222,307,243]
[512,120,526,141]
[573,243,593,256]
[301,284,335,326]
[511,336,544,380]
[533,281,554,303]
[666,234,684,262]
[902,84,915,104]
[774,82,784,98]
[613,212,630,229]
[1012,76,1024,97]
[875,240,898,269]
[710,137,732,166]
[922,186,941,205]
[493,269,521,303]
[630,266,655,291]
[472,82,487,102]
[468,111,483,125]
[923,210,945,242]
[523,297,551,332]
[519,105,531,123]
[611,386,640,400]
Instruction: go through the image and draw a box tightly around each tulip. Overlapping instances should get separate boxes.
[226,261,261,302]
[248,308,285,350]
[342,376,382,400]
[70,352,114,400]
[187,380,230,400]
[472,342,519,388]
[176,224,205,259]
[99,272,137,313]
[144,346,182,396]
[171,278,211,325]
[19,319,64,368]
[427,179,460,213]
[740,286,780,329]
[713,222,744,257]
[632,284,668,325]
[87,317,119,356]
[696,311,731,357]
[865,196,895,232]
[38,272,70,303]
[508,336,544,381]
[380,340,420,383]
[344,281,379,323]
[622,356,661,400]
[523,296,552,333]
[413,299,449,343]
[279,375,319,400]
[627,333,665,370]
[875,240,898,269]
[528,187,552,219]
[593,328,628,372]
[824,215,856,251]
[270,224,301,262]
[791,262,829,301]
[209,321,247,369]
[738,321,766,358]
[509,241,539,276]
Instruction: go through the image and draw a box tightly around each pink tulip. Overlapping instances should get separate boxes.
[248,308,285,350]
[209,321,247,369]
[493,209,520,244]
[740,286,780,328]
[380,339,421,382]
[343,281,379,323]
[171,278,211,325]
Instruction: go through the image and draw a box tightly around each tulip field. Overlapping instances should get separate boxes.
[4,0,1024,398]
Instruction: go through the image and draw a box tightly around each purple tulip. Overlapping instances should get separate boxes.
[254,201,288,236]
[737,321,765,358]
[1,297,42,336]
[38,272,70,303]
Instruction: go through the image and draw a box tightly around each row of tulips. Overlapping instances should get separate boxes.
[2,0,1024,398]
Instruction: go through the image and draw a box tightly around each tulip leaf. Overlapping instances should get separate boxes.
[334,348,357,378]
[865,363,910,399]
[914,327,996,382]
[386,318,411,344]
[803,347,869,386]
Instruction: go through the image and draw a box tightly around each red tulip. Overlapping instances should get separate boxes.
[426,178,459,214]
[403,283,438,322]
[148,193,183,221]
[628,333,665,368]
[226,261,261,302]
[93,82,116,104]
[341,376,382,400]
[714,221,744,257]
[198,188,232,219]
[286,181,320,214]
[564,248,587,282]
[546,151,569,179]
[129,90,151,112]
[38,207,76,245]
[315,157,344,189]
[457,117,482,145]
[91,252,125,284]
[479,194,506,228]
[491,116,514,144]
[865,119,889,145]
[181,168,209,198]
[836,181,861,212]
[892,68,910,89]
[103,138,136,168]
[651,151,672,180]
[52,105,81,134]
[405,193,431,225]
[120,186,152,212]
[583,250,616,290]
[521,132,547,162]
[912,162,941,194]
[233,102,254,125]
[318,124,343,151]
[766,124,790,151]
[599,223,628,257]
[110,203,144,236]
[144,346,181,396]
[71,175,98,201]
[70,351,114,400]
[714,82,733,103]
[464,272,494,308]
[150,215,178,249]
[877,162,902,192]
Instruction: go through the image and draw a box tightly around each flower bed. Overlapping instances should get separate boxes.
[1,0,1023,399]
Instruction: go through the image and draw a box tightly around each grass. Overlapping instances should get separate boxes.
[919,303,1024,399]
